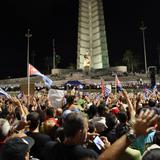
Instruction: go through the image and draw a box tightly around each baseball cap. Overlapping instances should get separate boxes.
[111,107,120,114]
[0,137,35,160]
[90,117,107,133]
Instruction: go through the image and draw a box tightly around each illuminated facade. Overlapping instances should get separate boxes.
[77,0,109,70]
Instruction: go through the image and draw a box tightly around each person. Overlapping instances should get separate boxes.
[63,95,78,111]
[98,109,158,160]
[116,111,129,139]
[100,113,118,144]
[0,118,10,149]
[40,108,59,137]
[0,136,35,160]
[26,112,52,159]
[141,144,160,160]
[42,112,98,160]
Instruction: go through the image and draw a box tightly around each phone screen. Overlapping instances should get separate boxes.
[93,136,105,150]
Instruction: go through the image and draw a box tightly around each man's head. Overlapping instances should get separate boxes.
[142,144,160,160]
[45,108,54,118]
[66,96,75,104]
[63,112,88,144]
[105,113,117,130]
[0,137,35,160]
[27,112,40,131]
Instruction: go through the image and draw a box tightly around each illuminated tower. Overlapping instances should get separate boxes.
[77,0,109,70]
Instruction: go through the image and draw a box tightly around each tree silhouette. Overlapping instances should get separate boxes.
[122,49,139,72]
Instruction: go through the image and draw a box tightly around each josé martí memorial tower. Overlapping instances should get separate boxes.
[77,0,109,71]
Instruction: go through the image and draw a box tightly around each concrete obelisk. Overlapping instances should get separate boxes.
[77,0,109,70]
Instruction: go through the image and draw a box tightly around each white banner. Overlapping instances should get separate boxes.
[48,89,64,108]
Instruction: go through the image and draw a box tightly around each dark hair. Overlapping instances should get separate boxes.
[63,112,87,138]
[117,111,128,123]
[105,113,117,130]
[88,121,96,133]
[87,105,97,119]
[46,108,54,117]
[97,104,107,117]
[66,96,75,104]
[148,99,156,107]
[27,112,40,130]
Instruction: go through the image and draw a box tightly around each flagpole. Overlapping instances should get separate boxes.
[115,75,117,96]
[25,29,32,100]
[53,38,56,69]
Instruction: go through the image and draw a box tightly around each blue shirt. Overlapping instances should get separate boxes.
[131,131,156,154]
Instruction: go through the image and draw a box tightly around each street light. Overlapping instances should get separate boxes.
[25,29,32,98]
[139,21,147,74]
[53,38,56,69]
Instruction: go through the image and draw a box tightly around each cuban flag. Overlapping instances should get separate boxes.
[105,84,111,97]
[29,64,53,88]
[144,88,152,100]
[115,75,122,92]
[17,91,24,99]
[0,88,12,99]
[28,64,43,77]
[42,75,53,88]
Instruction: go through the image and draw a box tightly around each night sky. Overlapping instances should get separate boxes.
[0,0,160,79]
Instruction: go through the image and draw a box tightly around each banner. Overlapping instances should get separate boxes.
[48,89,64,108]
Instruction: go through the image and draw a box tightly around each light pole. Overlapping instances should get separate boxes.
[31,51,36,66]
[53,38,56,69]
[139,21,147,74]
[25,29,32,98]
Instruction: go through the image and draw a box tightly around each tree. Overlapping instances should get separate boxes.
[55,54,61,67]
[122,49,139,72]
[44,56,52,73]
[67,63,76,69]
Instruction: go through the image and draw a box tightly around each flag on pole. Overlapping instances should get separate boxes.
[17,91,24,99]
[105,84,111,97]
[28,64,43,76]
[144,88,152,100]
[100,79,105,97]
[42,75,53,88]
[0,88,12,99]
[115,75,122,92]
[29,64,53,88]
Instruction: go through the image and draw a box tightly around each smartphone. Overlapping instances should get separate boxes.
[93,136,105,150]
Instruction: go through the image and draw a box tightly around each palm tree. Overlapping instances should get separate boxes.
[122,49,138,72]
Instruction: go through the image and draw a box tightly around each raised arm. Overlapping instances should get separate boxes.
[122,89,136,123]
[98,109,158,160]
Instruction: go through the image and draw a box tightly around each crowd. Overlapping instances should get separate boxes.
[0,84,160,160]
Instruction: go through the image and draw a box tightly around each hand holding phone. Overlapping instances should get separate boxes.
[93,136,105,150]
